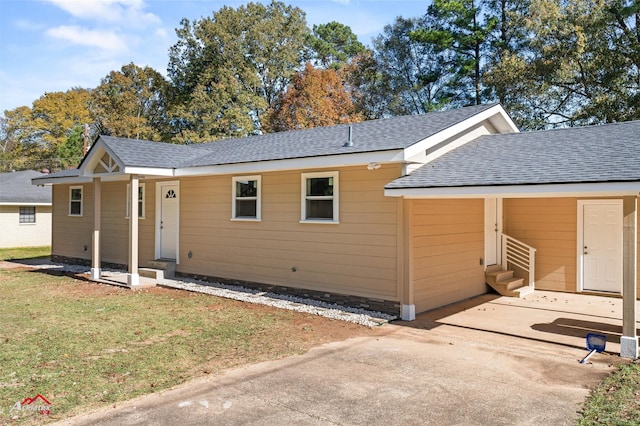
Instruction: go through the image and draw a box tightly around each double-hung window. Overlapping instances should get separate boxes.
[301,171,339,223]
[69,186,83,216]
[126,183,145,218]
[19,206,36,224]
[232,176,261,220]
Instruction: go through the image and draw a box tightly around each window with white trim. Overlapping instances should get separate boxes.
[232,176,261,220]
[301,171,339,222]
[126,183,145,218]
[69,186,83,216]
[19,206,36,224]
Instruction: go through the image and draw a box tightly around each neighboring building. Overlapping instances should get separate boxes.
[33,104,640,358]
[0,170,52,248]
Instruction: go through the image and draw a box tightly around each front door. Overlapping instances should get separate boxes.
[158,183,179,260]
[484,198,502,267]
[580,201,623,293]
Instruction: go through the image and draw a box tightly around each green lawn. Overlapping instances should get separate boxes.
[0,246,51,261]
[579,361,640,425]
[0,267,364,424]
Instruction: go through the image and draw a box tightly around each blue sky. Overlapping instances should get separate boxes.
[0,0,430,114]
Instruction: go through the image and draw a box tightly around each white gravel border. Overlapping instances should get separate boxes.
[32,262,396,327]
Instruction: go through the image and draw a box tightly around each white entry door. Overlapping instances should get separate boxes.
[580,201,622,293]
[484,198,502,267]
[159,183,179,260]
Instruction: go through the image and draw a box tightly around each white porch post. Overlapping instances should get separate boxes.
[401,199,415,321]
[620,195,638,359]
[90,177,101,280]
[127,175,140,287]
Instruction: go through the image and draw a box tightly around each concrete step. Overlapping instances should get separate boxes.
[139,268,164,281]
[147,260,176,278]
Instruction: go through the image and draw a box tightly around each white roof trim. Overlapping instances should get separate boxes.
[0,202,52,206]
[402,104,519,161]
[384,181,640,199]
[123,167,175,176]
[175,150,404,177]
[31,176,93,185]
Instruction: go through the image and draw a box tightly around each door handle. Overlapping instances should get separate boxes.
[584,246,588,255]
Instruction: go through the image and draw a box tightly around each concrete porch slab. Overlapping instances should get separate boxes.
[92,271,157,289]
[402,290,640,356]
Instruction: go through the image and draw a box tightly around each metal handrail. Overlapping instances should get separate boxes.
[501,233,536,288]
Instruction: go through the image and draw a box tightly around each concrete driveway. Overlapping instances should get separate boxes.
[59,291,629,426]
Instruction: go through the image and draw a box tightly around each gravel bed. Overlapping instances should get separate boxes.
[32,262,396,327]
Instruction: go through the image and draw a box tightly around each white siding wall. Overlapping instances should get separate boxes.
[0,205,52,248]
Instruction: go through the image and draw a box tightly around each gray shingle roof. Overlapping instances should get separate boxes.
[100,136,200,168]
[386,120,640,189]
[0,170,52,203]
[34,104,500,181]
[180,103,498,167]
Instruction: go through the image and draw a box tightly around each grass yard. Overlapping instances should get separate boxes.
[0,246,51,261]
[579,361,640,425]
[0,265,372,424]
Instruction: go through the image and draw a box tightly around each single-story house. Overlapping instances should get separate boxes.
[32,103,639,358]
[0,170,52,248]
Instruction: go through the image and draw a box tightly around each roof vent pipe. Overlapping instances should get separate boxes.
[343,125,354,147]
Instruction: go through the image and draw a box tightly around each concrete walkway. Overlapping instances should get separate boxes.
[59,294,627,426]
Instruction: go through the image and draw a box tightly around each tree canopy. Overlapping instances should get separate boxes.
[2,0,640,171]
[167,1,309,142]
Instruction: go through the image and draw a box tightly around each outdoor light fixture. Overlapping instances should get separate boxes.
[367,162,381,170]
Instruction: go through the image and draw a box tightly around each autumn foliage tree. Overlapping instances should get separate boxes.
[1,89,91,171]
[266,63,363,132]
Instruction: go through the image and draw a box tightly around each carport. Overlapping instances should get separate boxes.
[385,124,639,358]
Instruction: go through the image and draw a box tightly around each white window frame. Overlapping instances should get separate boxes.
[69,186,83,217]
[126,183,146,219]
[232,176,261,221]
[19,206,36,224]
[301,171,339,223]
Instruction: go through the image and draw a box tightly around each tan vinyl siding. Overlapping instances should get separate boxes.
[504,197,640,297]
[504,198,577,293]
[52,184,93,261]
[411,199,485,313]
[178,164,402,300]
[52,181,156,266]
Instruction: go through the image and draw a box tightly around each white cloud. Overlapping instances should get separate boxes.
[45,0,161,27]
[46,25,128,52]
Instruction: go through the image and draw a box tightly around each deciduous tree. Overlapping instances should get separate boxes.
[266,63,363,131]
[90,63,169,141]
[167,1,309,141]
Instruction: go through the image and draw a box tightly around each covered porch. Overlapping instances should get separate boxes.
[388,191,638,359]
